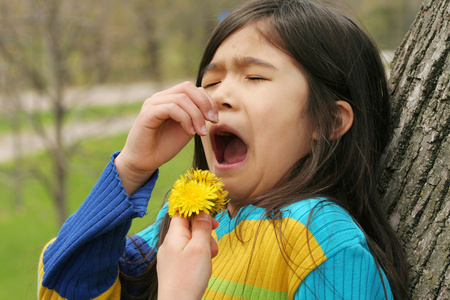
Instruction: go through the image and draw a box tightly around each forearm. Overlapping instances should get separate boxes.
[38,152,158,299]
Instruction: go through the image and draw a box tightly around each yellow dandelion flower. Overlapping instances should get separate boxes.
[168,168,229,218]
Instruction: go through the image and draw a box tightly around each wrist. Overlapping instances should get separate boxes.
[114,153,155,196]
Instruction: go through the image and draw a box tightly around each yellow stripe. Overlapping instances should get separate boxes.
[38,238,121,300]
[92,280,121,300]
[205,218,326,299]
[37,239,63,300]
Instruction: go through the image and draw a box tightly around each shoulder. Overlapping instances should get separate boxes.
[280,198,368,257]
[282,199,393,298]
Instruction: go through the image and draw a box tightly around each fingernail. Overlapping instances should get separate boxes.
[197,211,210,221]
[201,125,208,135]
[208,110,218,123]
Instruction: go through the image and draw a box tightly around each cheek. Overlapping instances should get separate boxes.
[265,119,312,166]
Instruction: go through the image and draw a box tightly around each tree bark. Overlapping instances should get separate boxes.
[378,0,449,298]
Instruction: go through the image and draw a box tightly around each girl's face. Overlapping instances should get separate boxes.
[201,24,312,211]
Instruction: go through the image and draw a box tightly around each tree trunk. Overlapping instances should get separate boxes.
[45,0,69,226]
[11,96,25,211]
[132,0,163,83]
[0,67,25,211]
[378,0,449,298]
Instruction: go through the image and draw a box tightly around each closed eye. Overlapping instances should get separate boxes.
[247,76,267,82]
[203,81,221,89]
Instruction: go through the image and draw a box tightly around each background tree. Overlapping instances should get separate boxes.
[379,0,449,298]
[0,0,241,226]
[0,0,116,225]
[0,62,25,210]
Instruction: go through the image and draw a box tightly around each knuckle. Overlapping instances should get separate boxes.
[173,93,189,103]
[181,81,196,88]
[188,242,209,255]
[142,97,154,107]
[167,102,182,113]
[167,102,177,109]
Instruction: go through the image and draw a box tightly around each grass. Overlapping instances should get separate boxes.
[0,133,194,299]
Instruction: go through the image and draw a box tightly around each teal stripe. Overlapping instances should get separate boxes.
[205,276,289,300]
[214,199,328,239]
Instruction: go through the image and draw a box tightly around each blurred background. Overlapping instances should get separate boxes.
[0,0,422,298]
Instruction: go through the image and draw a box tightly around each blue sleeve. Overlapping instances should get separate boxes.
[295,241,393,299]
[38,152,159,300]
[118,203,169,290]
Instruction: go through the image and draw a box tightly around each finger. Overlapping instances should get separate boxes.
[158,82,218,123]
[191,211,213,242]
[145,93,210,136]
[142,103,197,136]
[162,93,209,136]
[210,217,219,258]
[197,87,218,123]
[164,213,192,248]
[210,236,219,258]
[212,218,219,230]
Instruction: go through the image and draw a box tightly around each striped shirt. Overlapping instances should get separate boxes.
[38,152,393,299]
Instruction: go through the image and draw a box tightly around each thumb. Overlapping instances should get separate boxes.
[191,211,213,242]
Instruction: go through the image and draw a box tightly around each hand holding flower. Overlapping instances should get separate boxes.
[157,168,227,299]
[157,212,219,300]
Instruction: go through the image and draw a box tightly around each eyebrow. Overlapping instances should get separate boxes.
[203,56,278,74]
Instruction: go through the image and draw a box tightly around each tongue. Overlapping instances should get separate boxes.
[223,138,247,164]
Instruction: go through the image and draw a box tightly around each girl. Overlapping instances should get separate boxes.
[38,0,409,299]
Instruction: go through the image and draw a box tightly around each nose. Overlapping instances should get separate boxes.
[210,79,236,111]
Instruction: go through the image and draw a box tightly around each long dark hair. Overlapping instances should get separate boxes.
[120,1,409,299]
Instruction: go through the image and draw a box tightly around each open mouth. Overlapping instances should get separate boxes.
[213,131,248,165]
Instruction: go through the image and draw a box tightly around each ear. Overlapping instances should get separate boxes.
[330,100,354,140]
